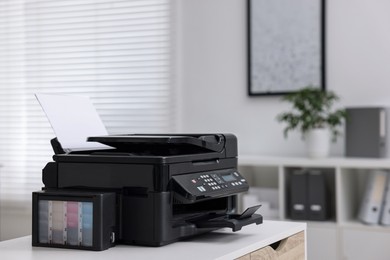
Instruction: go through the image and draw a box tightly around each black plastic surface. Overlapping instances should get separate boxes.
[172,169,249,203]
[192,205,263,232]
[52,133,238,165]
[234,205,262,220]
[87,134,225,153]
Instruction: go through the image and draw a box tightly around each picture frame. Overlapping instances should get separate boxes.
[247,0,326,96]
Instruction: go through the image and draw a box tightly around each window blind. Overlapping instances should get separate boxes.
[0,0,175,204]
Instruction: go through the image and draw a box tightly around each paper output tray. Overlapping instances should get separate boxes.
[193,205,263,232]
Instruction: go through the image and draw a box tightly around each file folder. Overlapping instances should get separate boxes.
[289,170,308,220]
[307,170,329,220]
[380,172,390,225]
[358,170,387,225]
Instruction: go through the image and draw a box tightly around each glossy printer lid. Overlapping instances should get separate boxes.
[87,134,225,153]
[53,133,238,164]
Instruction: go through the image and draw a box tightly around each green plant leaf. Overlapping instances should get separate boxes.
[276,87,346,141]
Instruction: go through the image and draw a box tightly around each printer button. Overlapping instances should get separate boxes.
[197,186,206,192]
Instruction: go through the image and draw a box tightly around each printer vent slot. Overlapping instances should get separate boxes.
[192,159,220,166]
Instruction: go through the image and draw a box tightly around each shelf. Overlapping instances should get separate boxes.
[238,155,390,259]
[283,219,337,229]
[342,220,390,233]
[282,218,390,231]
[239,155,390,169]
[239,157,390,227]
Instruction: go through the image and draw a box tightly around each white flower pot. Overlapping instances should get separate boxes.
[305,128,330,159]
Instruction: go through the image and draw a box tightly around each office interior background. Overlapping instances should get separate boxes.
[1,0,390,259]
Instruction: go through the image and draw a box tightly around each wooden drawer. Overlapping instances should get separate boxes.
[236,231,305,260]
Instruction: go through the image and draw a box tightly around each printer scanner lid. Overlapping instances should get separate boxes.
[53,133,238,164]
[87,134,225,153]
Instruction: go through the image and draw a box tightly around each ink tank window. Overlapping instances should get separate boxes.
[32,191,116,251]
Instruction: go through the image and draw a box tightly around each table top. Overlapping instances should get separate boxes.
[0,220,306,260]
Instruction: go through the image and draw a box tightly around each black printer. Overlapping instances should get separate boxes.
[32,134,262,251]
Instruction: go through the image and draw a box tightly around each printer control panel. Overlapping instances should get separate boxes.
[172,169,249,202]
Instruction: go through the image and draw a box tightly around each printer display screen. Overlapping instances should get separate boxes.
[221,173,236,182]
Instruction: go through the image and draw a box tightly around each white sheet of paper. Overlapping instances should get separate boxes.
[35,93,109,151]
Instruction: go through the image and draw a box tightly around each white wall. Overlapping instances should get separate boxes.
[177,0,390,157]
[0,202,31,241]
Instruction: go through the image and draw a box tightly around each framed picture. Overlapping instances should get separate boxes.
[247,0,325,96]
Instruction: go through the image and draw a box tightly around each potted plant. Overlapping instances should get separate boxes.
[277,87,346,158]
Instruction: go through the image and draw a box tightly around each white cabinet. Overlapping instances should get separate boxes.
[306,225,338,260]
[238,155,390,260]
[341,227,390,260]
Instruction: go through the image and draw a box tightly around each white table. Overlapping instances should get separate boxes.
[0,220,306,260]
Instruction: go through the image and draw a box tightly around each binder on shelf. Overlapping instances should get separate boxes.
[307,170,329,221]
[380,172,390,225]
[289,170,308,220]
[358,170,388,225]
[345,107,388,158]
